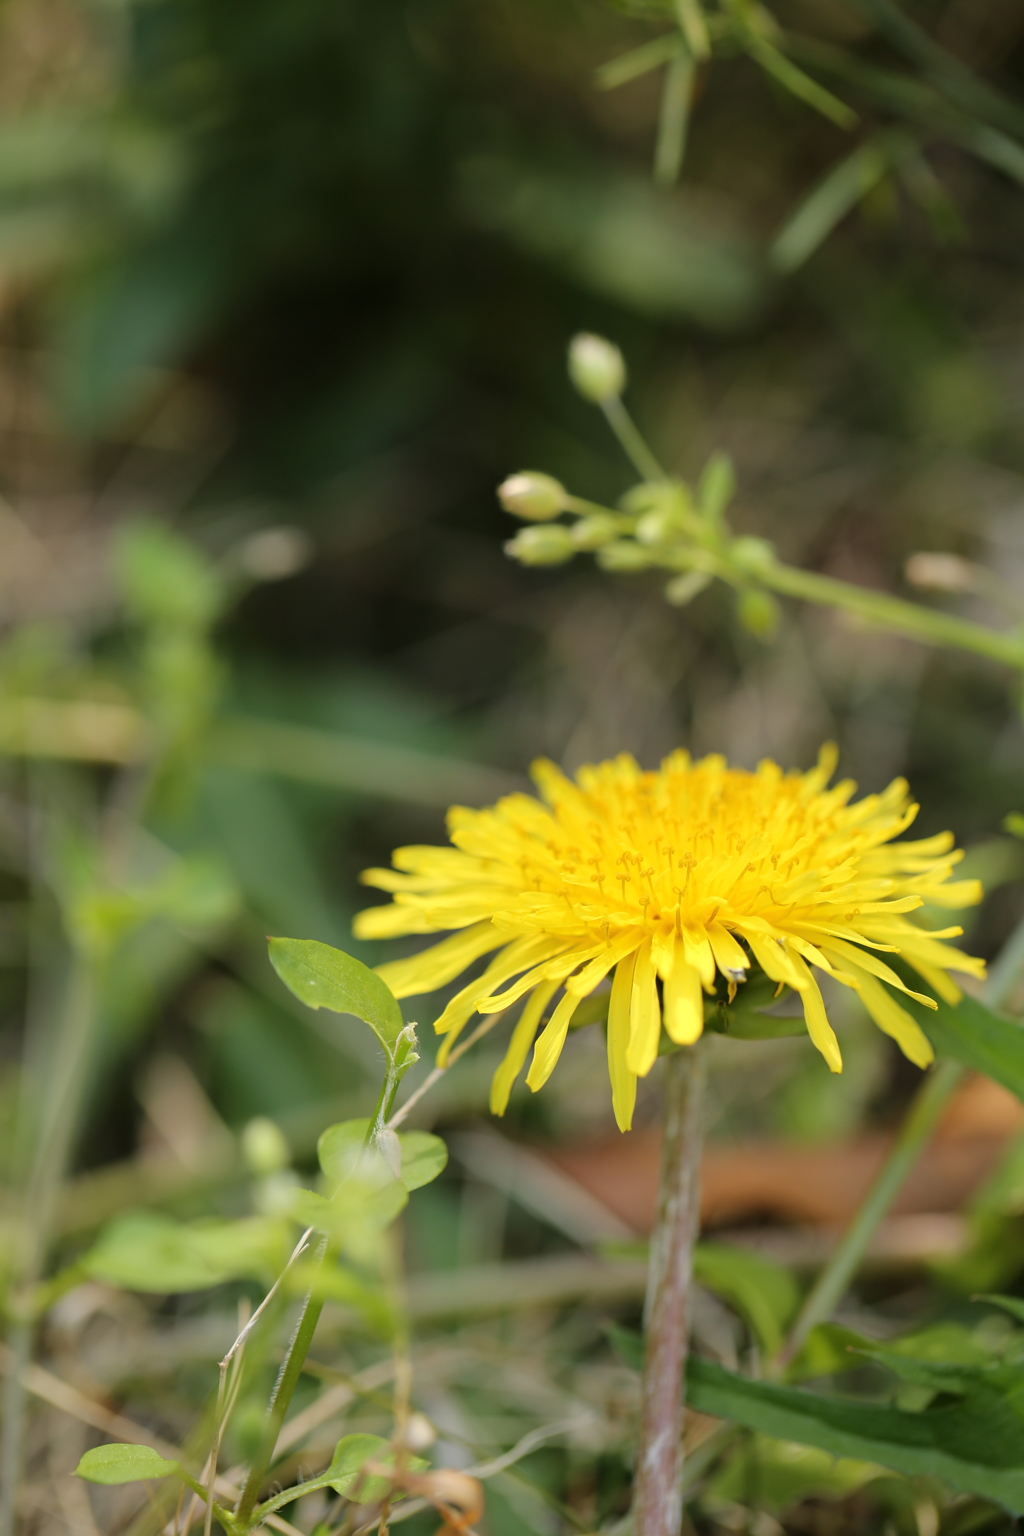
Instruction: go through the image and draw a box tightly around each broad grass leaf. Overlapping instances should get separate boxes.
[906,989,1024,1101]
[75,1444,181,1485]
[686,1357,1024,1512]
[269,938,405,1060]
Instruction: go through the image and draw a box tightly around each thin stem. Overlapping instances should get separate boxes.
[777,912,1024,1369]
[761,560,1024,670]
[654,51,695,185]
[778,1056,962,1369]
[632,1043,706,1536]
[387,1011,507,1129]
[601,397,667,484]
[234,1234,330,1528]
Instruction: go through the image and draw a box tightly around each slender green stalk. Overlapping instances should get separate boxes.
[654,52,694,185]
[633,1044,706,1536]
[777,1057,962,1369]
[233,1234,330,1527]
[777,911,1024,1369]
[761,561,1024,670]
[601,397,667,484]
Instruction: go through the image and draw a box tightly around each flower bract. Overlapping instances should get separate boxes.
[354,747,983,1131]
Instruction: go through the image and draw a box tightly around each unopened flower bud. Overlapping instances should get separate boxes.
[242,1116,289,1176]
[596,540,651,573]
[568,333,626,402]
[497,471,567,522]
[736,587,780,639]
[571,513,620,550]
[665,571,712,606]
[505,525,575,566]
[730,536,776,577]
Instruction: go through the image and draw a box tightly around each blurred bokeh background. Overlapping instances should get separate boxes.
[8,0,1024,1531]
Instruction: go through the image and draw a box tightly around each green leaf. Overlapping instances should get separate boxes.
[268,938,406,1063]
[318,1119,447,1193]
[686,1357,1024,1513]
[706,1434,883,1514]
[327,1434,394,1501]
[693,1244,800,1356]
[770,140,889,273]
[907,989,1024,1102]
[75,1444,182,1485]
[81,1213,285,1293]
[116,523,223,633]
[395,1131,448,1191]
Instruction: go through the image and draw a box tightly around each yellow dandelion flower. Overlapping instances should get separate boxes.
[354,746,984,1131]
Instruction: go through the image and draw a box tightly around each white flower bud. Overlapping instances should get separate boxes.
[568,333,626,402]
[497,471,567,521]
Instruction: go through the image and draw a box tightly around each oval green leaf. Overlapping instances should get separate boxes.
[269,938,404,1059]
[319,1119,447,1192]
[75,1444,181,1485]
[396,1131,448,1191]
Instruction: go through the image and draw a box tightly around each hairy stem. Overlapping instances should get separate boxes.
[234,1234,330,1528]
[633,1043,707,1536]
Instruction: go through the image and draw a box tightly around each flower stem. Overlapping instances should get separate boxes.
[633,1042,707,1536]
[601,397,667,485]
[777,910,1024,1369]
[233,1234,330,1528]
[760,560,1024,670]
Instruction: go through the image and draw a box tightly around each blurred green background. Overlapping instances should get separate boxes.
[7,1,1024,1530]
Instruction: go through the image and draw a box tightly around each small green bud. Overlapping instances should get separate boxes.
[505,525,575,566]
[497,471,567,521]
[571,513,620,550]
[242,1116,289,1176]
[697,452,736,526]
[730,536,776,576]
[568,333,626,402]
[596,540,652,573]
[736,587,780,639]
[665,571,712,606]
[637,509,683,546]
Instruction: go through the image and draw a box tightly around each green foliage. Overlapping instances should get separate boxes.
[705,1434,884,1515]
[908,989,1024,1101]
[686,1356,1024,1512]
[318,1118,448,1192]
[693,1244,800,1357]
[268,938,411,1069]
[80,1212,288,1292]
[75,1443,186,1485]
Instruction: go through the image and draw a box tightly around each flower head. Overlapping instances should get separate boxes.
[354,747,983,1131]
